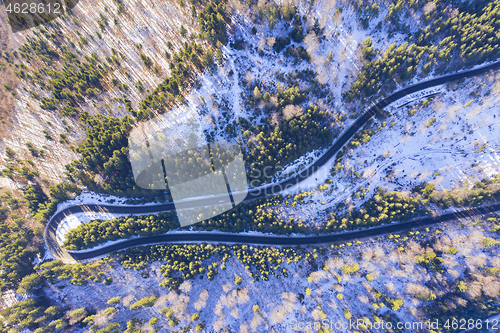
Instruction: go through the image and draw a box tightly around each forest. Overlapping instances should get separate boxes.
[119,243,308,284]
[326,188,429,232]
[345,0,500,102]
[0,192,44,292]
[245,105,333,185]
[23,182,81,222]
[4,0,500,331]
[62,175,500,251]
[62,195,309,250]
[0,298,67,332]
[0,258,114,332]
[4,0,230,201]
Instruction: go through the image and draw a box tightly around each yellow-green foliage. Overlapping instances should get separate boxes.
[385,297,404,311]
[130,296,158,310]
[342,263,360,275]
[103,307,115,316]
[69,308,86,318]
[483,237,500,248]
[457,280,467,292]
[344,309,352,319]
[107,297,121,305]
[446,247,458,255]
[426,117,436,127]
[35,259,111,286]
[327,189,427,231]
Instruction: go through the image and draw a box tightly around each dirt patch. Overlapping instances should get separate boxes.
[282,104,303,120]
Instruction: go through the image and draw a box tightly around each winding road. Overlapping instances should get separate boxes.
[45,60,500,262]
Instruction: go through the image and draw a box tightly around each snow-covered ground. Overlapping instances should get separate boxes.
[46,214,500,332]
[54,48,500,249]
[0,0,203,184]
[289,71,500,219]
[4,0,500,331]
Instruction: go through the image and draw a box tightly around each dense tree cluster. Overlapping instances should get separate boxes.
[326,188,429,231]
[261,3,308,62]
[273,36,291,53]
[414,251,444,273]
[428,176,500,208]
[23,182,81,221]
[18,32,60,64]
[198,2,228,45]
[276,85,305,108]
[0,222,37,290]
[63,212,178,250]
[345,41,426,101]
[246,105,332,185]
[0,193,42,291]
[0,298,66,332]
[361,37,376,60]
[129,296,157,310]
[233,245,305,281]
[16,273,42,295]
[67,42,214,197]
[347,126,375,148]
[283,45,310,62]
[18,35,108,112]
[67,114,133,183]
[119,243,309,286]
[136,41,208,121]
[345,0,500,101]
[35,258,112,286]
[63,196,309,250]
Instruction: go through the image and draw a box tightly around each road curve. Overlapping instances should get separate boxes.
[45,59,500,262]
[67,203,500,260]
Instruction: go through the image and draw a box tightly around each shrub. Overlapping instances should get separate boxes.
[344,309,351,319]
[70,308,86,318]
[140,53,153,68]
[130,296,157,310]
[103,307,115,316]
[107,297,121,305]
[426,117,436,127]
[234,276,243,285]
[446,247,458,255]
[342,263,360,275]
[17,273,42,294]
[483,237,499,248]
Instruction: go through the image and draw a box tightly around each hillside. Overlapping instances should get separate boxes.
[1,0,500,332]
